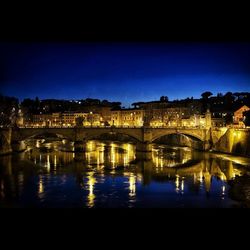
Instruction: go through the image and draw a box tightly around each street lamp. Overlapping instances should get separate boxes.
[90,111,93,127]
[130,112,135,127]
[130,113,133,127]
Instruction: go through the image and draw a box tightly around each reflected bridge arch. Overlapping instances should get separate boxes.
[12,128,76,142]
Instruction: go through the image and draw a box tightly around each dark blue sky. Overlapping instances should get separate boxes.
[1,42,250,107]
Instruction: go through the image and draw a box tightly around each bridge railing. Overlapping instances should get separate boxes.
[17,125,215,129]
[16,123,238,130]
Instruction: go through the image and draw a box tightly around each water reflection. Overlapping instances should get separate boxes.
[175,174,180,193]
[87,172,96,208]
[129,173,136,197]
[152,146,193,168]
[0,139,249,207]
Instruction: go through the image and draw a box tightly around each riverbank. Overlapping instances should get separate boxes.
[228,175,250,208]
[211,148,250,159]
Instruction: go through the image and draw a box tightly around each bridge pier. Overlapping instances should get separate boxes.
[73,140,87,152]
[138,159,154,185]
[136,151,152,161]
[203,140,212,151]
[74,152,87,161]
[136,142,152,152]
[0,128,13,155]
[11,140,26,153]
[136,142,152,161]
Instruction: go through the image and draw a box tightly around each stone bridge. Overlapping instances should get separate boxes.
[11,127,210,141]
[7,127,212,152]
[2,126,250,157]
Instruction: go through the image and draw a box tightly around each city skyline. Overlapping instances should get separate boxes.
[1,42,250,107]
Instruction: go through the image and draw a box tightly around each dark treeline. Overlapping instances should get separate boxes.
[0,94,19,127]
[171,92,250,112]
[133,92,250,114]
[20,98,121,115]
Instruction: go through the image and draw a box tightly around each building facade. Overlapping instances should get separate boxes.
[233,105,250,127]
[111,109,144,127]
[29,112,101,127]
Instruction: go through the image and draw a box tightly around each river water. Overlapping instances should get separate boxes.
[0,139,249,208]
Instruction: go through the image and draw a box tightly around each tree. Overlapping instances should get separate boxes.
[201,91,213,100]
[0,112,11,127]
[222,92,235,110]
[0,95,19,127]
[104,121,110,127]
[160,96,169,102]
[111,102,122,109]
[75,116,85,127]
[201,92,213,113]
[224,113,233,125]
[101,100,109,106]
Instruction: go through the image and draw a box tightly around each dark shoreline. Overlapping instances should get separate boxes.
[228,175,250,208]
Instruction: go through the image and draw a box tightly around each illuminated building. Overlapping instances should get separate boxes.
[211,117,226,127]
[21,97,226,128]
[111,109,144,127]
[62,112,87,126]
[33,113,54,127]
[16,108,24,127]
[51,113,61,126]
[30,112,101,127]
[150,107,190,127]
[110,106,215,128]
[233,105,250,127]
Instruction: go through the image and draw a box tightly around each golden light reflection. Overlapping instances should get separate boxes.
[87,172,96,208]
[152,146,192,168]
[84,141,135,168]
[110,143,116,168]
[181,179,184,193]
[87,141,95,151]
[96,150,99,166]
[46,155,50,171]
[199,171,203,183]
[155,154,159,168]
[38,176,44,194]
[129,173,136,197]
[222,185,226,195]
[175,174,180,193]
[54,154,57,168]
[160,157,163,168]
[124,155,128,166]
[137,174,143,183]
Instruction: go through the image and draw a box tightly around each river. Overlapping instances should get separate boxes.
[0,139,250,208]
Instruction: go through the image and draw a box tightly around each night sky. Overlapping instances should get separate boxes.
[1,42,250,107]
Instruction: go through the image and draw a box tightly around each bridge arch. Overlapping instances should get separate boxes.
[13,128,75,141]
[82,131,141,142]
[151,130,205,142]
[0,133,11,152]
